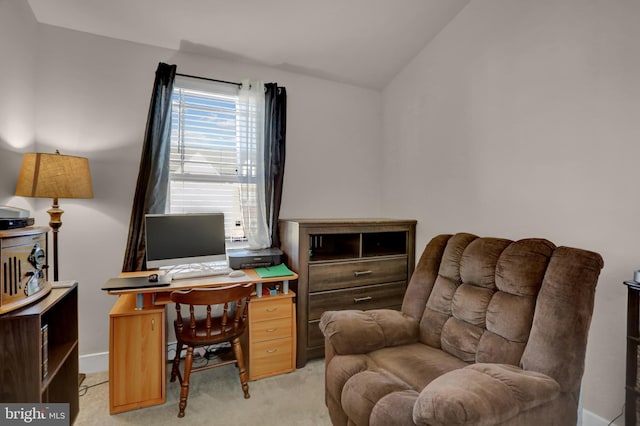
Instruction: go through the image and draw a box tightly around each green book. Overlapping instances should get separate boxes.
[255,263,295,278]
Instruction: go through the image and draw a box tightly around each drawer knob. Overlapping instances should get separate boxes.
[353,296,373,303]
[266,307,278,312]
[354,270,373,277]
[266,328,277,333]
[266,348,278,353]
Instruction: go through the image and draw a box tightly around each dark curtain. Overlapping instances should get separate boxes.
[263,83,287,248]
[122,62,177,272]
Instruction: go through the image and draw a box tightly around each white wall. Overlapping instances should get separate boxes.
[28,24,384,357]
[0,0,37,210]
[382,0,639,423]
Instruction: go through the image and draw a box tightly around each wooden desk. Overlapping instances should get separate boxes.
[112,269,292,308]
[106,270,297,414]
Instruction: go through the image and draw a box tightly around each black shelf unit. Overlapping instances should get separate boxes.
[625,280,640,426]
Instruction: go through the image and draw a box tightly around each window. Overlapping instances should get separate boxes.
[168,77,252,245]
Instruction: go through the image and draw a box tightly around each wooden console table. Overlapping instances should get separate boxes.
[279,219,416,367]
[105,270,296,414]
[0,282,79,424]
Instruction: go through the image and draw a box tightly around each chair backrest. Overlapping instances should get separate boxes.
[170,283,253,334]
[401,233,603,393]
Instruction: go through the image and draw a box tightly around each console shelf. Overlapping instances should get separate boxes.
[0,282,79,424]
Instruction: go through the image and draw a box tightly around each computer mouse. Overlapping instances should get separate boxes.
[148,273,159,282]
[228,270,246,278]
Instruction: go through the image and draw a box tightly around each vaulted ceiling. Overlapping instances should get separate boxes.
[27,0,470,89]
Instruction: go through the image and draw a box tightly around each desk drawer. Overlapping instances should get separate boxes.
[308,281,406,321]
[250,298,291,322]
[250,338,293,378]
[251,317,292,342]
[309,257,407,292]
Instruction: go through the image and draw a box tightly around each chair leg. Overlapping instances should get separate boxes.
[170,341,183,383]
[232,338,250,399]
[177,346,194,418]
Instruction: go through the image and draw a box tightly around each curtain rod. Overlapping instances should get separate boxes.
[176,72,242,88]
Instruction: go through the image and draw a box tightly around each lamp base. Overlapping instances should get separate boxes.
[47,198,63,282]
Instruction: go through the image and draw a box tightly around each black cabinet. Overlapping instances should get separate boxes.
[625,280,640,426]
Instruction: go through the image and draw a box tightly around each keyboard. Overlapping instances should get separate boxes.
[170,267,233,280]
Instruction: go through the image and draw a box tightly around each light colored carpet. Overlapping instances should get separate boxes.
[76,358,331,425]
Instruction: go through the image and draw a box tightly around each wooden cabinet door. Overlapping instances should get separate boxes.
[109,302,165,413]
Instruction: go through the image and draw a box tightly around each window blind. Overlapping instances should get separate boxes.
[168,79,254,241]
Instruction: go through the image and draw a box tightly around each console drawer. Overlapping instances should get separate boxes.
[308,281,406,321]
[308,257,407,292]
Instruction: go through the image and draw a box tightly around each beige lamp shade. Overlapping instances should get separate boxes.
[15,151,94,199]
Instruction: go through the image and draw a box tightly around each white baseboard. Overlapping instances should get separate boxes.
[582,410,603,426]
[581,409,620,426]
[79,351,108,374]
[78,341,181,375]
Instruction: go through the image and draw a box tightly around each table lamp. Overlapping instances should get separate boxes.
[15,150,93,281]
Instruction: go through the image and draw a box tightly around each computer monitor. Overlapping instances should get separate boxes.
[144,213,227,269]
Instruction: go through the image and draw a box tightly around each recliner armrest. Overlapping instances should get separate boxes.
[413,363,561,426]
[319,309,419,355]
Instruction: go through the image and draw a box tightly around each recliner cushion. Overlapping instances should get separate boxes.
[421,237,556,365]
[342,369,413,426]
[367,343,468,391]
[414,363,560,426]
[334,343,468,426]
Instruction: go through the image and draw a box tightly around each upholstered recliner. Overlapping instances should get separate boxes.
[319,233,603,426]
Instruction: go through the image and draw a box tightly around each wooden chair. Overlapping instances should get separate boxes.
[169,283,253,417]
